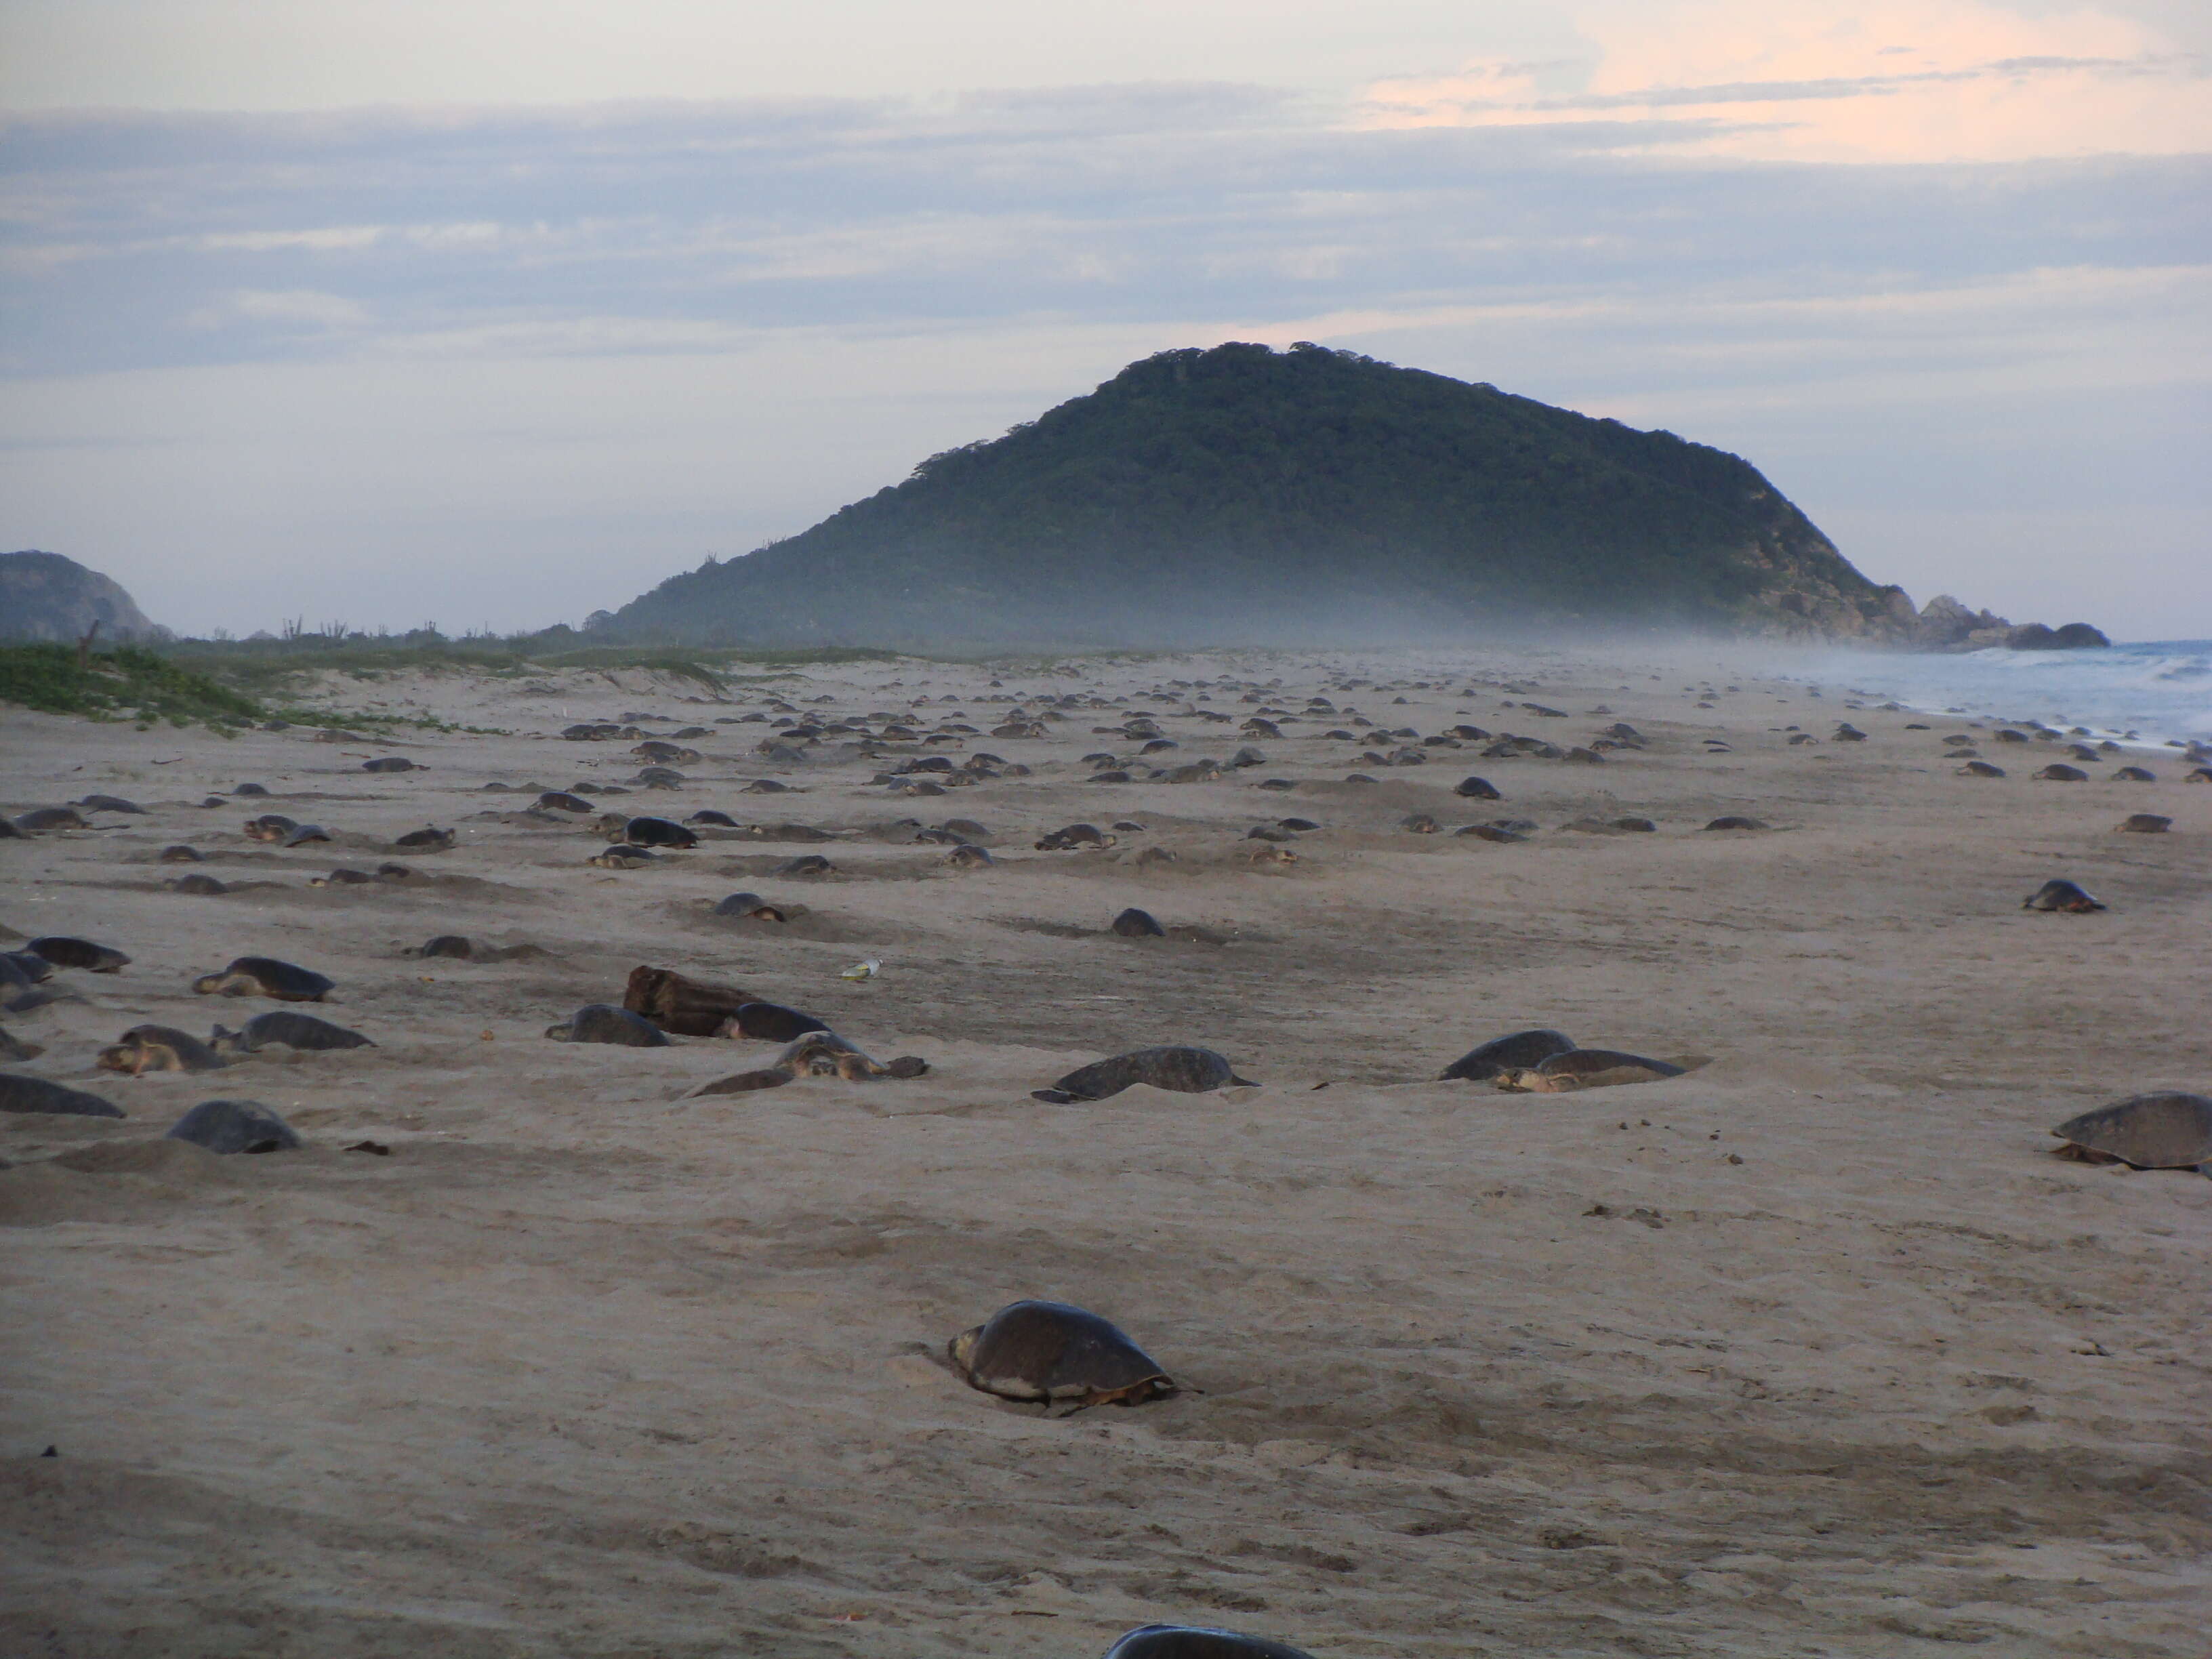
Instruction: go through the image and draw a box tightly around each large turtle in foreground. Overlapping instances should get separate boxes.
[1439,1028,1575,1081]
[949,1300,1177,1410]
[2050,1093,2212,1170]
[1104,1626,1318,1659]
[1033,1046,1254,1104]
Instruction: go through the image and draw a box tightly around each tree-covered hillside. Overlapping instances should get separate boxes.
[607,343,1911,647]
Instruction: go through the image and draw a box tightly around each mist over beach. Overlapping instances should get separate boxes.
[4,3,2209,1658]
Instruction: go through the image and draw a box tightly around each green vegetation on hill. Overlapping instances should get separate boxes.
[608,342,1908,647]
[0,642,263,728]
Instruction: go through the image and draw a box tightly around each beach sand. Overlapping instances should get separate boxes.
[3,647,2207,1657]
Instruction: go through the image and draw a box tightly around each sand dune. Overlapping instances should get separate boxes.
[3,648,2207,1657]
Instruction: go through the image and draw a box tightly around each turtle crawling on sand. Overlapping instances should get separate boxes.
[545,1005,671,1046]
[2024,878,2104,913]
[26,937,129,973]
[949,1300,1177,1410]
[1033,1045,1254,1104]
[689,1029,928,1094]
[1439,1028,1576,1081]
[192,957,333,1002]
[211,1011,373,1052]
[2049,1093,2212,1170]
[98,1025,231,1075]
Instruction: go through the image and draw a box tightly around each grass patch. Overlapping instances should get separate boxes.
[0,642,263,729]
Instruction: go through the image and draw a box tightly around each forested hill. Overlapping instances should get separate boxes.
[605,342,1914,648]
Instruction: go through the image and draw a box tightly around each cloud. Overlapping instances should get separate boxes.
[0,75,2203,634]
[1360,0,2212,162]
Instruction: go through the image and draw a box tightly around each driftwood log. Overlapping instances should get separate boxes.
[622,965,755,1037]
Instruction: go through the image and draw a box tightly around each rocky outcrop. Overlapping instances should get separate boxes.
[1900,594,2109,653]
[0,551,161,642]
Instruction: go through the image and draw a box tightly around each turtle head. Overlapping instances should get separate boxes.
[208,1024,239,1050]
[543,1021,575,1041]
[190,972,224,995]
[947,1325,983,1374]
[94,1043,134,1073]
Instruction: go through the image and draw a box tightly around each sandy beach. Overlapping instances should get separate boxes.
[3,645,2207,1658]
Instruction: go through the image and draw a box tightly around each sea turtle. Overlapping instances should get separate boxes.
[0,1075,124,1118]
[159,844,203,863]
[545,1004,672,1046]
[13,806,88,833]
[1439,1028,1576,1082]
[2034,764,2088,782]
[310,868,377,886]
[687,809,739,828]
[537,791,593,813]
[947,844,994,868]
[1111,907,1166,937]
[1611,817,1658,832]
[2049,1093,2212,1170]
[26,937,129,973]
[588,845,655,869]
[1957,760,2007,777]
[774,854,834,878]
[2188,767,2212,784]
[948,1300,1177,1410]
[621,816,697,849]
[2024,878,2104,913]
[413,935,481,960]
[167,1099,301,1155]
[243,814,298,842]
[1702,816,1769,832]
[1037,823,1114,851]
[742,778,792,794]
[2112,766,2156,782]
[2118,814,2171,834]
[1454,824,1526,842]
[1453,776,1502,800]
[210,1011,373,1052]
[1103,1626,1317,1659]
[717,1001,830,1042]
[0,1025,44,1062]
[232,782,271,797]
[3,951,54,987]
[1033,1046,1254,1104]
[77,794,146,813]
[712,891,787,921]
[169,874,228,895]
[283,824,333,847]
[393,825,456,850]
[1400,813,1441,834]
[362,757,418,773]
[192,957,334,1002]
[689,1029,928,1093]
[98,1025,232,1075]
[1496,1049,1685,1092]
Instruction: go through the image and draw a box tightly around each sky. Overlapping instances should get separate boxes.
[1,1,2206,640]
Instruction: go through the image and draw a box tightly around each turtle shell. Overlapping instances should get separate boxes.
[1038,1046,1252,1103]
[199,957,333,1001]
[2024,879,2103,912]
[950,1300,1174,1406]
[1439,1028,1575,1081]
[548,1004,671,1046]
[1104,1626,1317,1659]
[2050,1094,2212,1168]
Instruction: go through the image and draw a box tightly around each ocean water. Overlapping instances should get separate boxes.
[1763,640,2212,747]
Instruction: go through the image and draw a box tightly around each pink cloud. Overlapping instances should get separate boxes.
[1359,1,2211,163]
